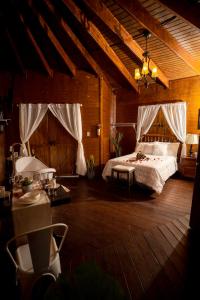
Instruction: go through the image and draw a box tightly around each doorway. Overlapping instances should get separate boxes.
[30,110,77,176]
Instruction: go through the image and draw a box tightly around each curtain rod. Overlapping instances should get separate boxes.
[138,101,185,108]
[111,123,136,127]
[16,103,83,107]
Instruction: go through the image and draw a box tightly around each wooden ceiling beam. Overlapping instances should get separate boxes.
[27,0,76,76]
[18,13,53,77]
[43,0,104,79]
[5,28,27,75]
[158,0,200,31]
[116,0,200,74]
[83,0,169,88]
[61,0,139,92]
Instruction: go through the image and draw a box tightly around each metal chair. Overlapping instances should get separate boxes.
[31,272,56,300]
[6,223,68,300]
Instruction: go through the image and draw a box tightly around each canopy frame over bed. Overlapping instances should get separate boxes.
[102,101,187,194]
[136,101,187,156]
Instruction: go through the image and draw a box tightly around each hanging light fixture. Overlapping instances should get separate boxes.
[134,30,158,88]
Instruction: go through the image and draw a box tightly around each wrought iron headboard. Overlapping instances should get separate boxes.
[139,134,182,162]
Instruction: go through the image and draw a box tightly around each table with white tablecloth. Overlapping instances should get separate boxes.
[12,189,52,236]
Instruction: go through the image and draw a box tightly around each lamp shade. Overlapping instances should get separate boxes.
[141,61,149,75]
[151,67,158,78]
[186,133,199,145]
[134,68,141,80]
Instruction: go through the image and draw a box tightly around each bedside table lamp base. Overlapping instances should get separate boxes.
[186,134,199,157]
[189,144,193,157]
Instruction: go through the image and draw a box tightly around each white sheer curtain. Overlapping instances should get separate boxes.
[19,103,48,156]
[48,104,87,176]
[162,102,187,155]
[136,104,160,141]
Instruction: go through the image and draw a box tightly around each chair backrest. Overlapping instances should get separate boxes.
[6,223,68,273]
[31,273,56,300]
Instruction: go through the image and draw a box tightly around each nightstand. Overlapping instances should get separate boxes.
[179,156,197,179]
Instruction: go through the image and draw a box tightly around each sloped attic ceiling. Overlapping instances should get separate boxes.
[0,0,200,92]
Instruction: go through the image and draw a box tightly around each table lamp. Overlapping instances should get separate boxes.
[185,133,199,157]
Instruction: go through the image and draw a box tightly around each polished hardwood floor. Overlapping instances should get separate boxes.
[1,174,199,299]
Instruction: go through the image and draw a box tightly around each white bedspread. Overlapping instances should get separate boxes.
[102,153,178,194]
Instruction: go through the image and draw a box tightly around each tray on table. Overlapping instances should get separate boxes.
[48,184,71,206]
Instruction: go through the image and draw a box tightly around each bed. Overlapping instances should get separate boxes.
[102,135,181,194]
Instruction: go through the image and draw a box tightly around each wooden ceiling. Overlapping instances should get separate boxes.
[0,0,200,92]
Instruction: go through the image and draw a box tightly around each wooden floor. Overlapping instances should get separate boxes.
[1,175,199,299]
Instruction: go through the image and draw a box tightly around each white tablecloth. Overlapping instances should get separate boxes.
[12,189,52,236]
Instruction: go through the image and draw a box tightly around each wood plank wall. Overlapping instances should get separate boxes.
[100,77,113,167]
[116,75,200,155]
[0,70,112,181]
[0,133,5,184]
[30,111,78,175]
[0,73,13,184]
[115,88,139,155]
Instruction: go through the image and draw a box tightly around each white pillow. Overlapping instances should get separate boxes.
[166,143,180,157]
[135,143,154,155]
[143,143,154,155]
[152,141,180,157]
[152,143,167,156]
[136,141,179,157]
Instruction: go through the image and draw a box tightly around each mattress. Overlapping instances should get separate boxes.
[102,153,178,194]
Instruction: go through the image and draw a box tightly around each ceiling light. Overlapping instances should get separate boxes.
[134,30,158,88]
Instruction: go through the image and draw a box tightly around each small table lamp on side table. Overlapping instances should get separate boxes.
[186,133,199,157]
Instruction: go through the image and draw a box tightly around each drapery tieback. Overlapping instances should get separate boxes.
[20,142,28,156]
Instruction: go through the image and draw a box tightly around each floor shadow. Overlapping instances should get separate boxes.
[182,229,200,299]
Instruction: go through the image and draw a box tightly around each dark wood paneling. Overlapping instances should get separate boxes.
[190,136,200,230]
[30,111,77,175]
[148,108,173,136]
[116,88,138,154]
[0,73,15,184]
[100,77,113,165]
[0,133,5,184]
